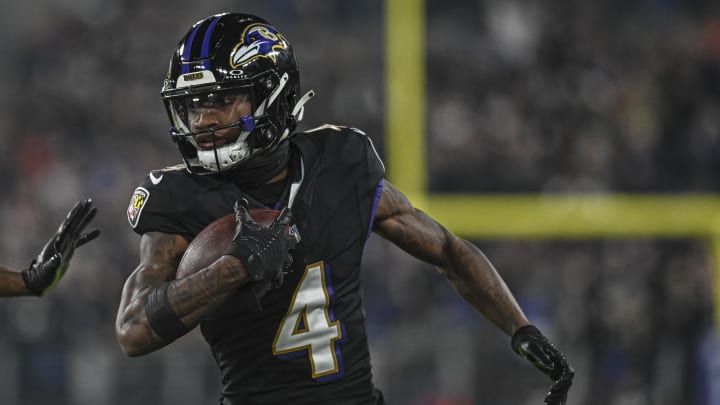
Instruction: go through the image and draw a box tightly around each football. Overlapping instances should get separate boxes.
[176,209,280,279]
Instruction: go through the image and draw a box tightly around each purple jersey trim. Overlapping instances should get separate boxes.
[366,179,384,240]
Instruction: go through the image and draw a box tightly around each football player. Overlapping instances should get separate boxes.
[116,13,574,405]
[0,198,99,297]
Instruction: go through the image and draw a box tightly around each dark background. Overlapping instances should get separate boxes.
[0,1,718,404]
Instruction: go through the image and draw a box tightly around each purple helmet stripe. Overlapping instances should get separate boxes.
[200,16,221,70]
[181,21,204,74]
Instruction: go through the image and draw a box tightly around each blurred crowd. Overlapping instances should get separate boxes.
[0,0,718,404]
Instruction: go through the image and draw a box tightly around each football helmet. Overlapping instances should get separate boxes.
[161,13,314,174]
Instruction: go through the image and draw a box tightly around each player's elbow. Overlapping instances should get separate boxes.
[115,325,154,357]
[119,344,144,358]
[117,338,152,358]
[118,344,145,358]
[116,332,143,357]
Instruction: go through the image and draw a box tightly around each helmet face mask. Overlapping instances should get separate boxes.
[166,86,254,137]
[161,13,305,174]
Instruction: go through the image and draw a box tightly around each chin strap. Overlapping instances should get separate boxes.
[280,89,316,140]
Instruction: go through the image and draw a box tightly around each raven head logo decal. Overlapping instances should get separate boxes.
[230,23,289,68]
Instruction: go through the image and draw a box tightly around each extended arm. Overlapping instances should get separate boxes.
[115,232,250,357]
[0,198,99,298]
[115,202,297,358]
[372,181,528,335]
[0,266,30,296]
[373,181,573,404]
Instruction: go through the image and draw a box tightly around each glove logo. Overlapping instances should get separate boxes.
[127,187,150,228]
[149,172,164,185]
[288,224,301,243]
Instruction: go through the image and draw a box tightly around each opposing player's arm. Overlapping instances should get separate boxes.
[115,231,250,357]
[0,266,30,296]
[0,199,99,298]
[372,180,529,335]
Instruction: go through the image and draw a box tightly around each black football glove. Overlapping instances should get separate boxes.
[226,199,299,289]
[22,198,100,296]
[512,325,575,405]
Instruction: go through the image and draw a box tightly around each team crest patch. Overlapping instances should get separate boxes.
[127,187,149,228]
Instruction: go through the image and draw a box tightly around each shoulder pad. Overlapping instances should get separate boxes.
[303,124,366,136]
[127,168,184,229]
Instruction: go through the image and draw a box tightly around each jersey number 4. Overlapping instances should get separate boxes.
[272,262,343,379]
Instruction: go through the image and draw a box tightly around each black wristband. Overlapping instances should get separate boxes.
[21,261,43,296]
[145,283,192,343]
[511,324,542,354]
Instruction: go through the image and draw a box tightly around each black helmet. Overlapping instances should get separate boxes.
[161,12,314,173]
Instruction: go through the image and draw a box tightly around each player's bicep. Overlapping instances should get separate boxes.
[138,232,189,269]
[372,181,453,268]
[123,232,188,301]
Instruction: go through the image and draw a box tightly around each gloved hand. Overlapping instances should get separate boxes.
[22,198,100,296]
[512,325,575,405]
[226,199,299,288]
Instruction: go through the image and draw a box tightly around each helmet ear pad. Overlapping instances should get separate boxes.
[246,125,277,149]
[245,69,299,149]
[282,70,301,133]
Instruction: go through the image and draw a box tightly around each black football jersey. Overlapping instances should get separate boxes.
[127,125,386,405]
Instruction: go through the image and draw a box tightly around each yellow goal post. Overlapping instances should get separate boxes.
[385,0,720,326]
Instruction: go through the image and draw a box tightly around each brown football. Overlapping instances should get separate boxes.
[176,209,280,279]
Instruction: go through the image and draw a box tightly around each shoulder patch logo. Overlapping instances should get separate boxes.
[127,187,150,228]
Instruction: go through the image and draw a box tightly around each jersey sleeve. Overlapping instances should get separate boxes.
[360,130,385,196]
[358,131,386,237]
[126,171,193,237]
[337,127,386,239]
